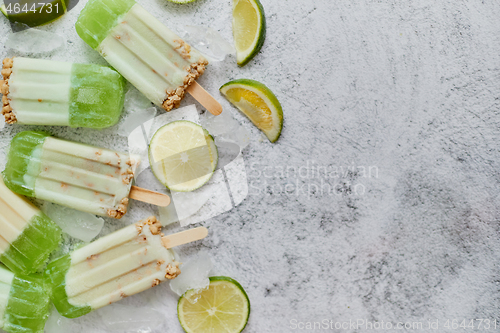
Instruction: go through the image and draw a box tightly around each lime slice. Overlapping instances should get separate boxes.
[220,79,283,142]
[0,0,69,27]
[232,0,266,66]
[178,276,250,333]
[149,121,218,192]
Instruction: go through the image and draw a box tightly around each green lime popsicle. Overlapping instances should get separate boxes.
[0,265,51,333]
[1,57,125,128]
[3,131,140,219]
[0,176,61,275]
[46,216,180,318]
[75,0,208,111]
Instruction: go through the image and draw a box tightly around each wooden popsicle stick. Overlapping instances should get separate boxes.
[162,227,209,249]
[129,186,171,207]
[186,81,223,116]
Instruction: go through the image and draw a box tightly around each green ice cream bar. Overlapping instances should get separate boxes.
[75,0,208,111]
[0,176,61,275]
[0,265,51,333]
[46,216,180,318]
[3,131,140,219]
[1,57,125,128]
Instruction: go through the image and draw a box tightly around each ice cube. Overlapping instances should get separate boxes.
[170,252,213,297]
[199,110,239,136]
[158,190,211,226]
[42,202,104,243]
[117,107,157,137]
[99,304,164,332]
[44,307,83,333]
[216,126,250,150]
[124,87,153,111]
[5,29,65,54]
[183,26,235,62]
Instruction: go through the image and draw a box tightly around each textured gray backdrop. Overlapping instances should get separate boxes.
[1,0,500,332]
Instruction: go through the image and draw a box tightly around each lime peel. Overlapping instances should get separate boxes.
[220,79,283,142]
[232,0,266,66]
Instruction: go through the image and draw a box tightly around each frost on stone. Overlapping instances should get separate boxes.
[170,252,213,297]
[42,202,104,243]
[117,107,157,137]
[183,25,235,62]
[5,29,64,54]
[99,304,164,332]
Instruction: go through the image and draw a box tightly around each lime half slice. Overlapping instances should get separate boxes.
[220,79,283,142]
[232,0,266,66]
[178,276,250,333]
[149,121,218,192]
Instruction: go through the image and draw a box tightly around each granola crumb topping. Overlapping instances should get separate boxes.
[152,279,161,287]
[121,167,134,185]
[1,57,16,124]
[165,260,181,280]
[161,58,209,112]
[173,39,192,61]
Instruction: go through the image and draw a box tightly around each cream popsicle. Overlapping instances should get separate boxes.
[46,216,182,318]
[1,57,125,128]
[0,265,51,333]
[0,176,61,275]
[3,131,140,219]
[75,0,222,115]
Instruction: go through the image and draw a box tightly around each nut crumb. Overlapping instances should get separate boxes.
[165,261,181,280]
[161,58,208,112]
[1,58,15,124]
[152,279,161,287]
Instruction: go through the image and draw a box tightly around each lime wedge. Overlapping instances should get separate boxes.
[149,121,218,192]
[232,0,266,66]
[220,79,283,142]
[0,0,68,27]
[178,276,250,333]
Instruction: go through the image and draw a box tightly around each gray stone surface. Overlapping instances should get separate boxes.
[1,0,500,332]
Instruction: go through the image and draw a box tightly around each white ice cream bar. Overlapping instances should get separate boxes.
[31,137,139,218]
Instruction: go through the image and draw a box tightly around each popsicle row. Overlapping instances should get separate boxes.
[1,0,222,129]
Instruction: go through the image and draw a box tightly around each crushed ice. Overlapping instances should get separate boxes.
[170,252,213,298]
[42,202,104,243]
[117,107,157,137]
[183,25,235,62]
[99,304,164,332]
[5,29,65,54]
[200,110,250,149]
[115,87,156,137]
